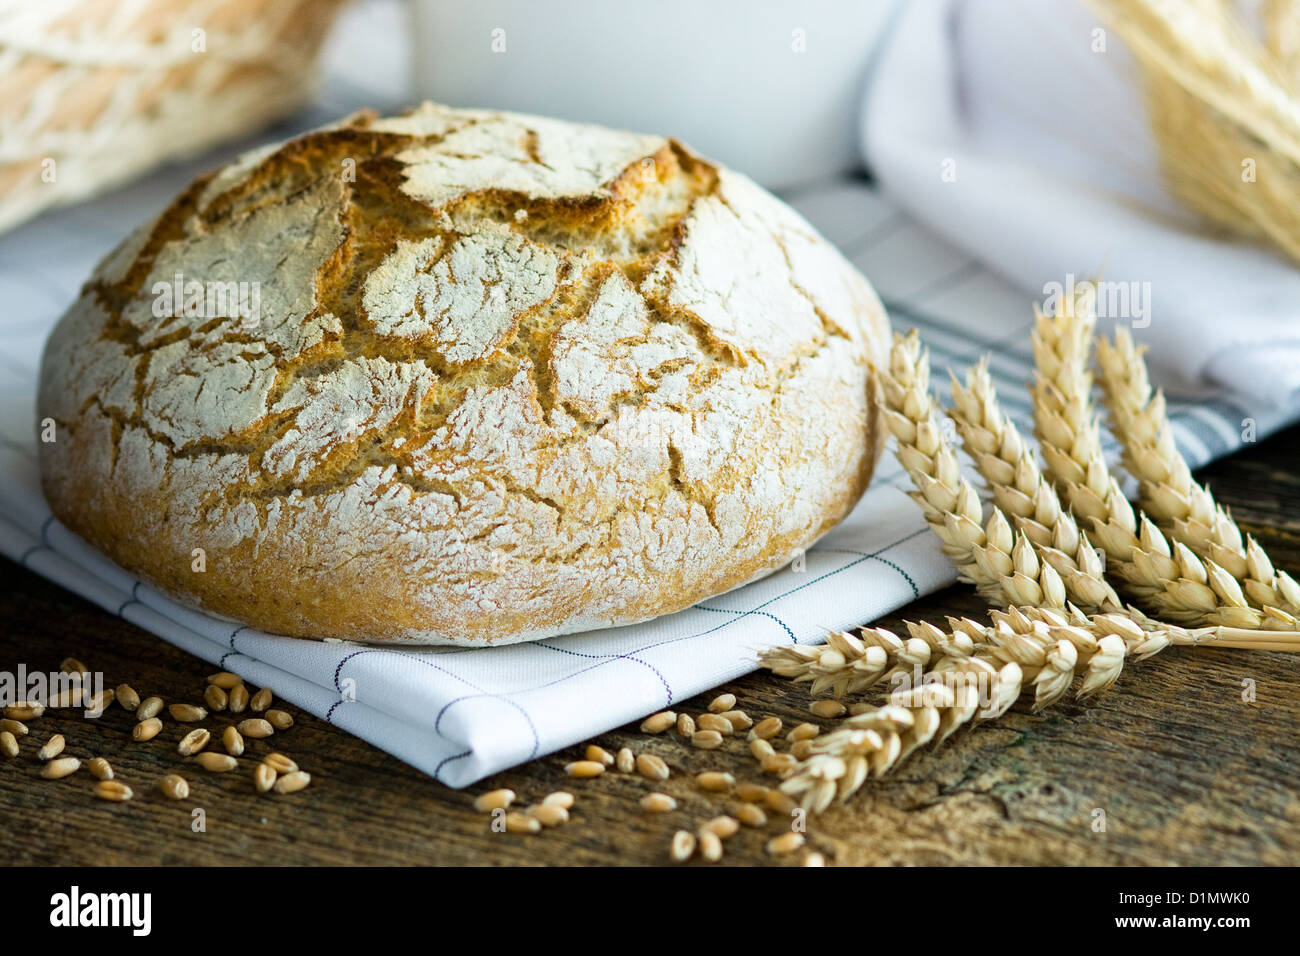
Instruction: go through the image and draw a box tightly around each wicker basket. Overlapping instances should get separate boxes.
[0,0,349,234]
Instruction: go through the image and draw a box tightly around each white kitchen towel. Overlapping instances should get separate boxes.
[1,0,1297,787]
[862,0,1300,408]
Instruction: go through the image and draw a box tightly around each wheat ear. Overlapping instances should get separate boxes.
[880,331,1068,609]
[1028,297,1282,631]
[1095,328,1300,627]
[777,605,1163,812]
[947,359,1122,614]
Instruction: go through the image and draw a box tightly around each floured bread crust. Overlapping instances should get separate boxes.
[38,102,890,645]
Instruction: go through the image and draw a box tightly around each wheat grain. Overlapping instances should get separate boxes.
[697,714,733,736]
[698,830,724,862]
[750,716,782,740]
[749,738,775,762]
[735,783,769,802]
[809,700,846,719]
[669,830,696,862]
[735,803,767,827]
[223,726,245,757]
[691,730,724,750]
[4,702,43,720]
[93,780,133,802]
[564,760,605,778]
[229,684,250,713]
[696,771,734,792]
[88,756,113,781]
[41,756,80,779]
[636,754,670,780]
[249,687,272,712]
[505,811,540,834]
[132,717,162,741]
[203,685,228,712]
[640,792,677,812]
[0,718,27,737]
[708,693,736,713]
[701,815,740,839]
[207,672,242,689]
[273,771,311,794]
[0,731,18,758]
[237,718,274,739]
[37,733,65,760]
[194,753,237,773]
[473,788,515,812]
[253,763,276,793]
[169,703,207,722]
[766,832,805,856]
[136,697,163,720]
[160,774,189,800]
[266,710,294,731]
[542,791,574,809]
[585,744,614,766]
[529,803,569,827]
[640,710,676,734]
[616,747,635,773]
[177,728,210,756]
[263,753,297,774]
[115,684,140,712]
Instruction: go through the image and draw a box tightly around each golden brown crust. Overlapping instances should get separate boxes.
[38,102,890,645]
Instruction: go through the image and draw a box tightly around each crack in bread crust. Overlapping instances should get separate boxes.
[39,102,891,645]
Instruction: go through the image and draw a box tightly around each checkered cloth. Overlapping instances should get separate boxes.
[1,1,1295,786]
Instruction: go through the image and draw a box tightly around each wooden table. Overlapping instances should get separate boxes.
[3,427,1298,866]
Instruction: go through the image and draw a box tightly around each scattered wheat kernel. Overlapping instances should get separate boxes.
[169,703,207,722]
[160,774,189,800]
[505,811,540,834]
[37,734,65,761]
[0,718,27,737]
[223,726,244,757]
[735,803,767,827]
[4,702,44,720]
[59,657,89,674]
[720,709,753,731]
[115,685,140,712]
[564,760,605,778]
[194,752,238,773]
[698,830,724,862]
[178,728,211,756]
[585,744,614,767]
[237,718,274,739]
[677,713,696,736]
[750,739,776,761]
[473,789,516,813]
[615,747,635,773]
[542,792,575,809]
[788,722,819,742]
[228,684,250,714]
[207,672,242,689]
[253,763,276,793]
[766,832,806,856]
[751,717,783,741]
[640,710,676,734]
[136,697,163,720]
[273,771,311,794]
[702,815,740,840]
[93,780,133,802]
[692,730,724,750]
[707,693,737,713]
[0,731,18,758]
[640,792,678,813]
[669,830,696,862]
[249,687,272,712]
[696,771,735,792]
[697,714,733,736]
[791,740,814,761]
[803,852,826,867]
[203,685,228,712]
[266,709,294,731]
[87,757,113,781]
[848,702,873,716]
[529,804,569,827]
[41,756,80,779]
[810,700,846,719]
[263,753,297,774]
[735,783,769,802]
[761,753,798,775]
[85,689,115,712]
[636,753,670,781]
[132,717,162,741]
[764,790,798,815]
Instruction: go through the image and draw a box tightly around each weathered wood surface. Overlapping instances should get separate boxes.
[1,427,1298,866]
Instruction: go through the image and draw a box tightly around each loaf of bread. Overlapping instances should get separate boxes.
[38,102,890,645]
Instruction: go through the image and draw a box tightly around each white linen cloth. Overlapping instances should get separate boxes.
[863,0,1300,407]
[0,0,1296,787]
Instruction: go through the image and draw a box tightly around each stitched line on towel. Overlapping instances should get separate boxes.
[530,643,675,703]
[116,581,142,617]
[327,650,541,758]
[692,606,797,643]
[809,547,920,599]
[433,749,473,779]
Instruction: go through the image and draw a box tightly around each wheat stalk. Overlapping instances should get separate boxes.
[880,331,1068,609]
[1095,327,1300,628]
[776,605,1163,811]
[947,359,1122,614]
[1025,291,1300,639]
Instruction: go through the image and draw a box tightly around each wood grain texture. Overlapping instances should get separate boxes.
[2,427,1298,866]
